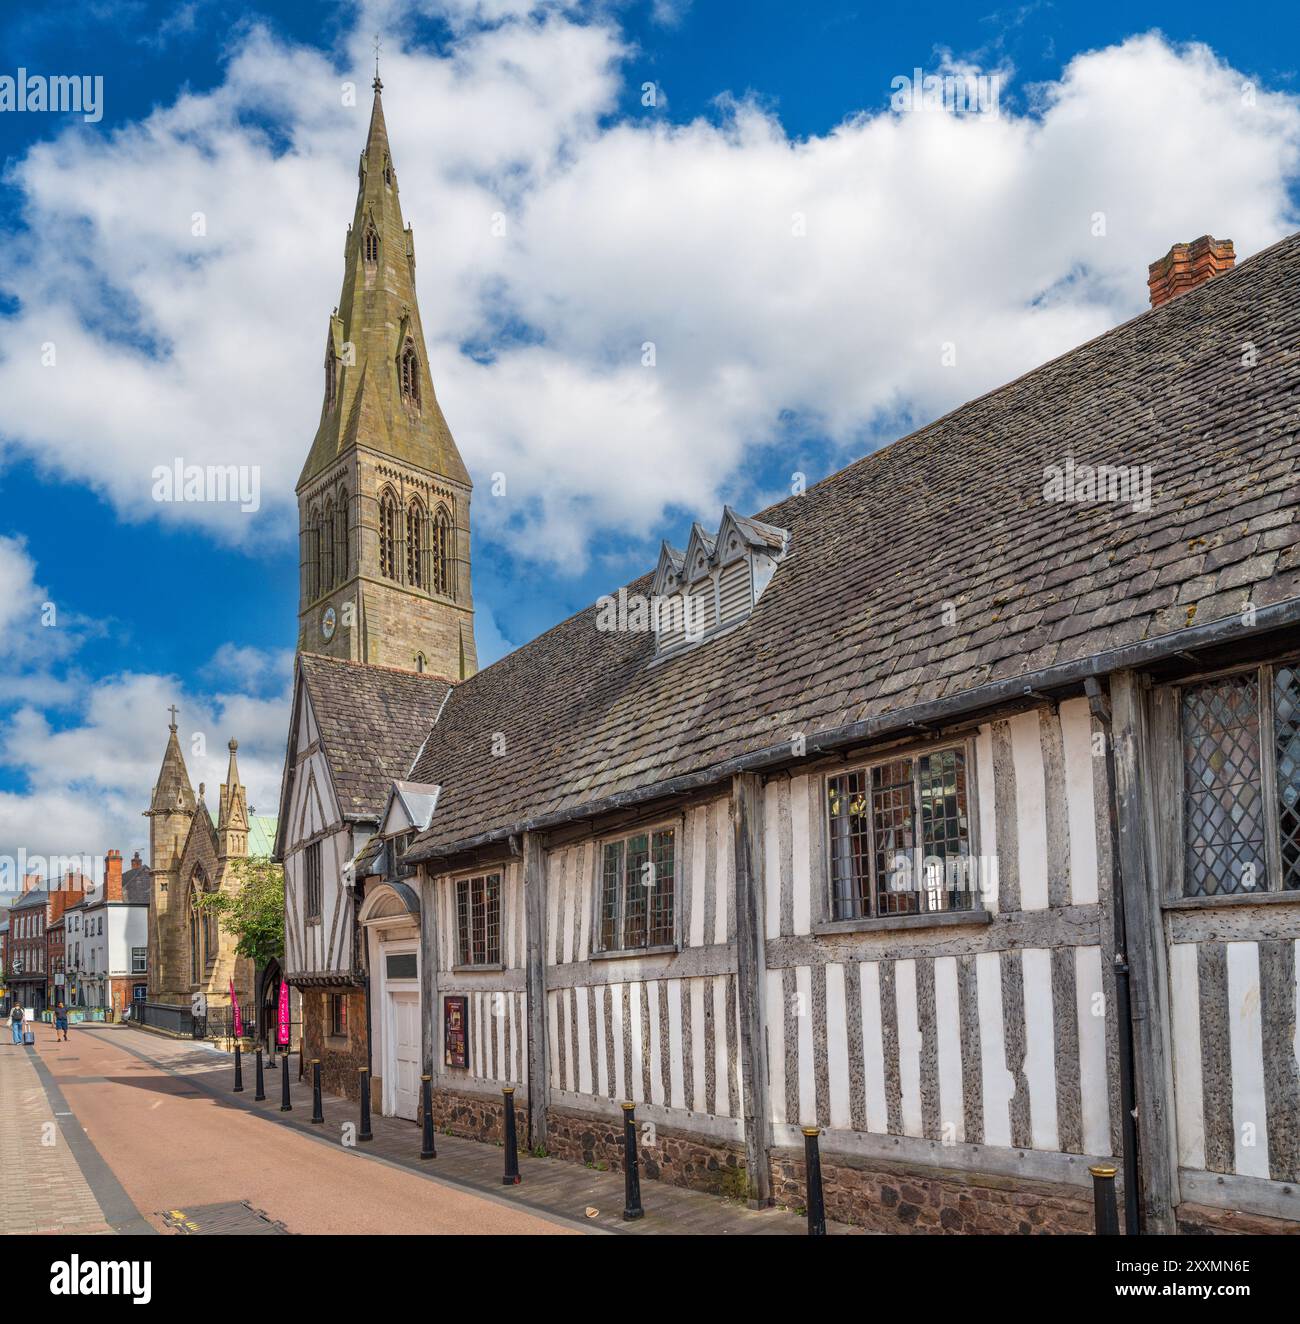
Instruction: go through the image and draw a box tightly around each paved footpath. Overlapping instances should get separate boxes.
[0,1036,121,1235]
[14,1022,853,1235]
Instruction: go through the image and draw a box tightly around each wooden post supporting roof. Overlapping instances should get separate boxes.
[732,772,772,1205]
[522,831,549,1149]
[1109,669,1179,1233]
[419,869,436,1080]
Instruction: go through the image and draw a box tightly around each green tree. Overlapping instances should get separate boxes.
[194,857,284,968]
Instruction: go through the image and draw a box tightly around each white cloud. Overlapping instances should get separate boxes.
[201,642,295,695]
[0,19,1297,576]
[0,669,289,869]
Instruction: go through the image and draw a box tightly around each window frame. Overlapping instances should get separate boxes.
[592,818,681,958]
[1164,656,1300,904]
[453,871,503,970]
[131,947,147,974]
[329,992,348,1038]
[819,736,984,928]
[303,841,322,924]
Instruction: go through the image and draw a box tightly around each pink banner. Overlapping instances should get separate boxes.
[277,982,290,1047]
[229,979,243,1038]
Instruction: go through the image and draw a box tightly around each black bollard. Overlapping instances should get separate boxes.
[802,1126,826,1236]
[254,1047,266,1101]
[279,1052,292,1111]
[1090,1164,1120,1235]
[233,1042,244,1093]
[502,1086,521,1185]
[420,1075,437,1159]
[310,1058,324,1124]
[621,1101,644,1221]
[358,1067,373,1142]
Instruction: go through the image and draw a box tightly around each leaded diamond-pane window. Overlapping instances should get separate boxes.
[1181,672,1265,896]
[1178,660,1300,898]
[1274,663,1300,891]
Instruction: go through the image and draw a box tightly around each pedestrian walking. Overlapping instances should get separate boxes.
[54,1000,69,1042]
[9,1003,24,1046]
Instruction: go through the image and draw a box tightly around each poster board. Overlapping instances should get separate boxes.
[443,995,468,1069]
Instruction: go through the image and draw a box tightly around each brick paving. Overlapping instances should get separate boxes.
[108,1025,861,1235]
[0,1040,112,1235]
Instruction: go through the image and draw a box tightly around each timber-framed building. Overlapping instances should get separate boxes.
[277,80,1300,1233]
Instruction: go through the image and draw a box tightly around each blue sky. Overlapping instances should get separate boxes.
[1,0,1298,877]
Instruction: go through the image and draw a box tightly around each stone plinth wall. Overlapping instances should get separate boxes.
[769,1146,1096,1234]
[428,1084,529,1148]
[299,988,368,1103]
[544,1108,751,1197]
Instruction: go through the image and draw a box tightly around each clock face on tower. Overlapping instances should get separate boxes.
[320,605,336,642]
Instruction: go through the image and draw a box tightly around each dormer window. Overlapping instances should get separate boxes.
[363,222,379,265]
[399,339,421,409]
[650,508,788,658]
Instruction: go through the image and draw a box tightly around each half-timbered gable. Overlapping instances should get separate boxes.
[275,651,452,1098]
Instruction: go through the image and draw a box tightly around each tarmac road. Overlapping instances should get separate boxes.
[20,1025,579,1236]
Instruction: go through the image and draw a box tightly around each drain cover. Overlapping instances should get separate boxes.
[161,1201,289,1235]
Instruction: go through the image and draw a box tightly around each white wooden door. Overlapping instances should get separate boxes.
[391,991,420,1121]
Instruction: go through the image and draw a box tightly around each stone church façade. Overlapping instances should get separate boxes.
[145,718,277,1017]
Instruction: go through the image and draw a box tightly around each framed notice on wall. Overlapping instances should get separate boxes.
[443,995,468,1069]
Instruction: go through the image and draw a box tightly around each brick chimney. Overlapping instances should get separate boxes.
[1148,235,1235,308]
[105,849,123,903]
[22,871,40,893]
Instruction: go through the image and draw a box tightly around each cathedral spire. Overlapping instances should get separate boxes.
[297,76,468,490]
[295,74,478,679]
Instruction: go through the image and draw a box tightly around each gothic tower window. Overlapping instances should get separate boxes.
[383,154,393,187]
[333,490,348,582]
[407,497,426,588]
[321,497,336,590]
[306,505,322,601]
[324,343,337,410]
[433,505,451,596]
[379,488,399,581]
[364,222,379,265]
[399,339,421,409]
[189,868,211,984]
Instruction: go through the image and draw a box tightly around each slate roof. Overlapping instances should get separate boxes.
[298,653,453,824]
[405,230,1300,859]
[123,865,152,905]
[10,888,50,911]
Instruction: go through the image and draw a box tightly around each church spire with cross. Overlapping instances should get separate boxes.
[295,67,477,678]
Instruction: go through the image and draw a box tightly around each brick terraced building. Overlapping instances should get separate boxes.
[278,76,1300,1234]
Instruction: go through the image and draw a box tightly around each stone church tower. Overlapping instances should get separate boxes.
[144,713,195,1000]
[297,75,477,678]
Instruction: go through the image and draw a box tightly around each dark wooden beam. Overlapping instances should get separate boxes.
[731,772,772,1206]
[1109,669,1178,1233]
[419,868,437,1079]
[522,830,549,1149]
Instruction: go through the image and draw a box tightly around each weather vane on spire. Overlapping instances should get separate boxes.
[372,33,383,93]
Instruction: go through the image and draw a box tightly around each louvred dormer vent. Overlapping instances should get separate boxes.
[651,507,789,657]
